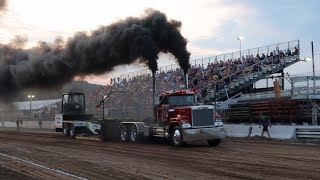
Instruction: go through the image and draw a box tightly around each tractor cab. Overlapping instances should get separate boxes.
[62,92,86,115]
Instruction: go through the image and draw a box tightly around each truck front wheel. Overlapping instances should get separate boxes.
[207,139,221,147]
[120,125,129,142]
[171,126,184,147]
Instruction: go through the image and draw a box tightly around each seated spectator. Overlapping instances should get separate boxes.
[293,47,299,55]
[269,51,273,58]
[245,55,249,61]
[279,50,285,58]
[256,53,261,60]
[286,49,292,56]
[263,58,270,65]
[243,66,251,74]
[274,56,281,64]
[252,63,260,72]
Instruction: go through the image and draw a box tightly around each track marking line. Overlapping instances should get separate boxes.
[0,152,88,180]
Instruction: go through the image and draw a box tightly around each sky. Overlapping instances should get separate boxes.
[0,0,319,85]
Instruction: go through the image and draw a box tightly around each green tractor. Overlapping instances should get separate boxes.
[56,92,96,137]
[55,92,120,140]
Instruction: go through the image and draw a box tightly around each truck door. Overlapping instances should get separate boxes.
[161,104,169,123]
[158,95,169,126]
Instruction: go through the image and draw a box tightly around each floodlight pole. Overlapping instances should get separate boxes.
[311,41,317,125]
[239,39,242,59]
[311,41,315,96]
[237,37,242,59]
[152,71,156,122]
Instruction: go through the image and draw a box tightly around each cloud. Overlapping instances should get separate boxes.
[1,0,254,48]
[188,43,237,58]
[157,0,254,41]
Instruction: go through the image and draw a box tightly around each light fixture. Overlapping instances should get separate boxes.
[304,56,312,62]
[237,36,244,40]
[28,94,35,98]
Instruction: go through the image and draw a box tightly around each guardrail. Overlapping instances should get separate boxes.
[295,128,320,139]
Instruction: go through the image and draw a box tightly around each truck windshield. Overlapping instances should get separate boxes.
[70,94,85,105]
[169,95,196,106]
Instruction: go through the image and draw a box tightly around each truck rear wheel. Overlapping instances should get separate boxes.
[69,125,77,138]
[207,139,221,147]
[171,126,184,147]
[63,123,70,137]
[120,125,129,142]
[129,125,141,143]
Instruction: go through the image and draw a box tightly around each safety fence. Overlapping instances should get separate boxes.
[1,120,55,129]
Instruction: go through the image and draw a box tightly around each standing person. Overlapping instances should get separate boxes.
[16,117,22,130]
[16,118,20,130]
[259,112,271,139]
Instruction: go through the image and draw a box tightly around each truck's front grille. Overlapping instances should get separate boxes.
[192,109,214,127]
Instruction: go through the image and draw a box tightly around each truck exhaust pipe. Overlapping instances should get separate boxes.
[152,72,157,122]
[184,73,189,90]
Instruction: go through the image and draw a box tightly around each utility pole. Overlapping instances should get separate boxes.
[28,94,35,120]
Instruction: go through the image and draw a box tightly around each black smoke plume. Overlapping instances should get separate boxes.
[0,9,190,100]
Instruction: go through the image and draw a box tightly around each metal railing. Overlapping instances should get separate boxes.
[290,76,320,98]
[204,52,300,102]
[296,128,320,139]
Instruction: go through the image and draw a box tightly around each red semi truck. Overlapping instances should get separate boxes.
[56,89,226,147]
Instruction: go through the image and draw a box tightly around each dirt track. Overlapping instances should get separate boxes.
[0,129,320,180]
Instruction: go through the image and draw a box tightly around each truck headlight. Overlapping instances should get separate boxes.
[214,119,224,126]
[181,120,191,128]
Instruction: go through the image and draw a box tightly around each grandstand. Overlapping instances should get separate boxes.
[93,40,319,125]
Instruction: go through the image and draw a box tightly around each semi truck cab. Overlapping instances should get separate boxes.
[155,90,226,146]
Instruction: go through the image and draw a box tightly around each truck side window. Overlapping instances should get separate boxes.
[159,96,168,106]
